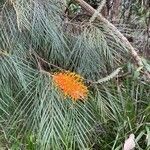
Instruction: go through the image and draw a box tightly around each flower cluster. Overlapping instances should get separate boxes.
[53,71,88,101]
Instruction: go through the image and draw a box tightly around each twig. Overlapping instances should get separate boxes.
[11,0,22,32]
[0,49,9,56]
[89,0,106,23]
[31,51,54,76]
[31,51,65,71]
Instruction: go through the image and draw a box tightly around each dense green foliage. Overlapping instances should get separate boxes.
[0,0,150,149]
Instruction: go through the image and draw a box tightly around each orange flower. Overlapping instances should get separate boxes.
[53,71,88,101]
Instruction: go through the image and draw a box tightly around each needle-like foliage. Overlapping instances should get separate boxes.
[0,0,149,149]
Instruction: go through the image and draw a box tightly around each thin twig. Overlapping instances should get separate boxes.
[40,69,53,77]
[89,0,106,23]
[11,0,22,32]
[32,51,54,76]
[31,51,65,71]
[0,49,9,56]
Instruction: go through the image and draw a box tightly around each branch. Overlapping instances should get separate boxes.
[31,51,64,71]
[74,0,150,79]
[89,0,106,23]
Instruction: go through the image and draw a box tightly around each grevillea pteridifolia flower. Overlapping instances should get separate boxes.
[53,71,88,101]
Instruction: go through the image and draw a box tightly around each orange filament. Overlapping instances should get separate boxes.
[53,71,88,101]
